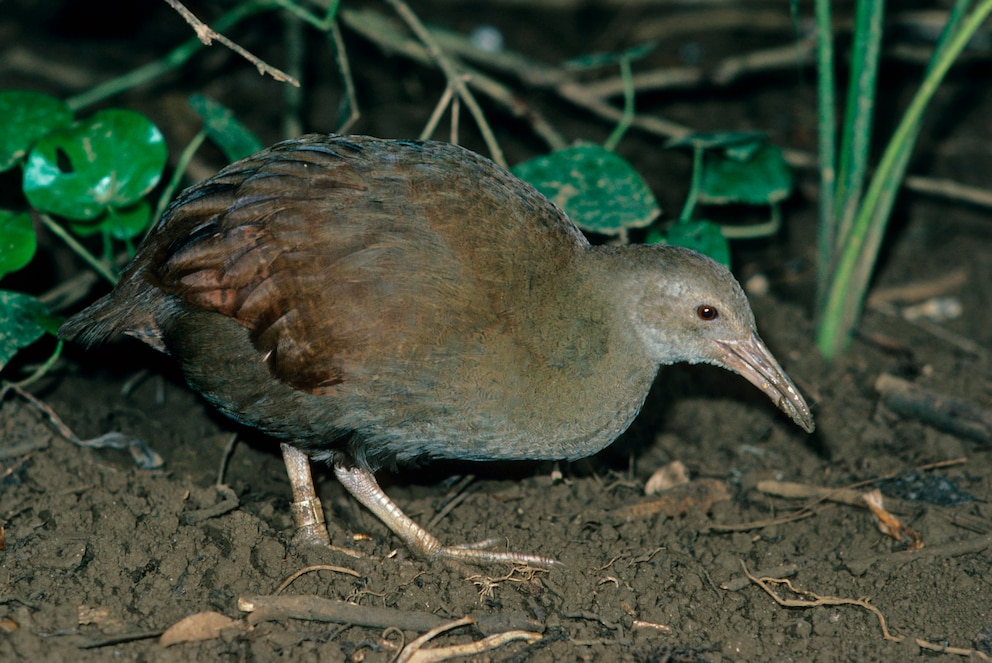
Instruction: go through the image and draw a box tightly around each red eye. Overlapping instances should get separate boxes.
[697,305,718,321]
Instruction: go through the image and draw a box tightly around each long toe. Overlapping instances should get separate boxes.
[434,540,559,568]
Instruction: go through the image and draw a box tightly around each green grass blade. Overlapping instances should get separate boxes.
[816,0,992,359]
[925,0,972,75]
[832,0,884,254]
[813,0,836,305]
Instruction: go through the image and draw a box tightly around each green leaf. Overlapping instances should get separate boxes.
[0,290,59,370]
[699,142,792,205]
[66,216,106,237]
[644,225,666,245]
[188,94,263,163]
[67,201,151,240]
[512,143,661,235]
[723,139,766,162]
[0,91,73,172]
[22,109,167,221]
[0,210,37,279]
[666,220,731,267]
[107,201,152,240]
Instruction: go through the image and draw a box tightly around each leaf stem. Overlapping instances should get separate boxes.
[603,58,635,151]
[679,146,704,222]
[15,341,63,388]
[38,214,118,285]
[149,129,207,235]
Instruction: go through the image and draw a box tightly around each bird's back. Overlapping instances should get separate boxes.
[66,137,581,380]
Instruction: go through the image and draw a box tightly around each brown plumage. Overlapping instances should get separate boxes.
[61,134,813,566]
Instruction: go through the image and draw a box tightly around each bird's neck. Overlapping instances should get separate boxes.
[504,248,661,460]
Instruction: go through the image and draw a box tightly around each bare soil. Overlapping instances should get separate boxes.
[2,2,991,661]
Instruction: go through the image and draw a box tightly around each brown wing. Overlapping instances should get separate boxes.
[145,135,585,395]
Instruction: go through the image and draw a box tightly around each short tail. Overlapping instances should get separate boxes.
[59,293,129,347]
[59,287,168,353]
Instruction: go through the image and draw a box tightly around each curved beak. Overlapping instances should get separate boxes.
[715,335,815,433]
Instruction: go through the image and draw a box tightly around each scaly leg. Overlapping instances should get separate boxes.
[333,460,558,568]
[281,443,331,546]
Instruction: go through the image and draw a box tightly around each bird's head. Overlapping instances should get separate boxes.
[627,245,814,433]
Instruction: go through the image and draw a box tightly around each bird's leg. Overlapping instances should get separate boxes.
[281,443,332,546]
[333,460,559,568]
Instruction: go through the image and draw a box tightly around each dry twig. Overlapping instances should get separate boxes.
[164,0,299,86]
[0,383,163,469]
[275,564,363,594]
[395,616,541,663]
[875,374,992,443]
[738,561,901,641]
[736,561,992,660]
[238,593,541,635]
[382,0,505,165]
[465,566,548,601]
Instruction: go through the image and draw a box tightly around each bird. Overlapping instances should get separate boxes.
[59,134,814,567]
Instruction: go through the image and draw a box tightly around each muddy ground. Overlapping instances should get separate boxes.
[2,2,991,661]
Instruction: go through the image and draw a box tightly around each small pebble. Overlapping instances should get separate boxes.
[744,273,769,297]
[470,25,503,53]
[901,296,962,322]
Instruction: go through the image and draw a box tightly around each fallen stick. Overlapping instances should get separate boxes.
[875,374,992,443]
[756,480,915,514]
[237,594,542,635]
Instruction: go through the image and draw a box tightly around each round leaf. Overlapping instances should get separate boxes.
[0,210,37,279]
[644,225,666,245]
[66,215,107,238]
[107,201,152,240]
[699,143,792,206]
[188,94,263,163]
[22,109,167,221]
[666,220,731,267]
[0,91,73,172]
[512,143,661,235]
[67,201,151,240]
[0,290,58,370]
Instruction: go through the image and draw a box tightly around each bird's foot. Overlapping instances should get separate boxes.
[334,461,559,569]
[280,447,558,566]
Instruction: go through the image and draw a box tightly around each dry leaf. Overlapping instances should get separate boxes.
[160,611,241,647]
[861,489,923,550]
[644,460,690,495]
[77,604,115,626]
[614,478,730,521]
